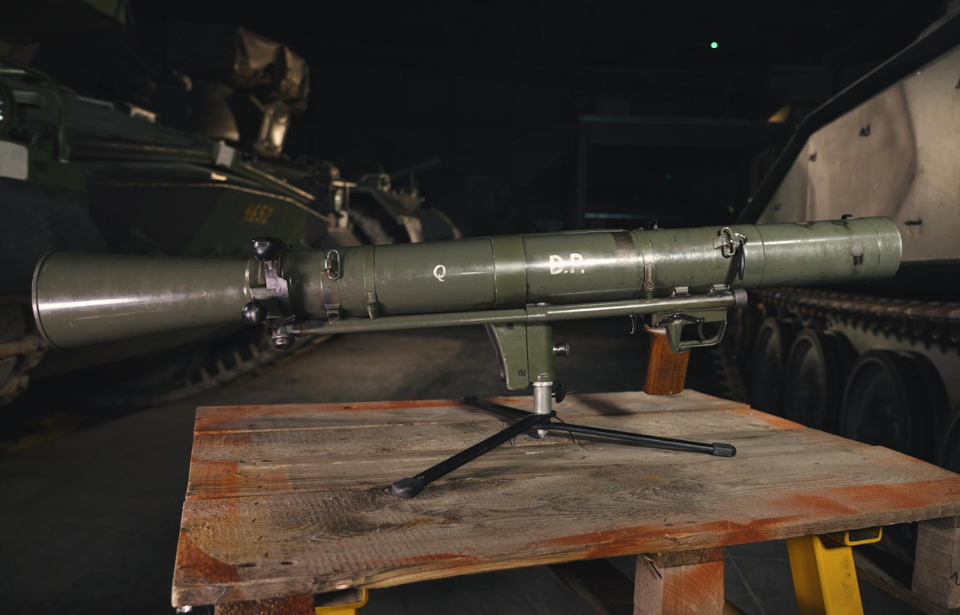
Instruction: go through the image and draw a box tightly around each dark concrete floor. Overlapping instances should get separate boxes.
[0,321,916,614]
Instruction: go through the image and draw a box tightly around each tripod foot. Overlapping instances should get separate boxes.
[391,477,426,499]
[711,443,737,457]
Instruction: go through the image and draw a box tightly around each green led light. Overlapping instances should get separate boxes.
[665,173,673,180]
[710,41,719,49]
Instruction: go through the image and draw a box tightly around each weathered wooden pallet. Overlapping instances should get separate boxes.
[173,390,960,614]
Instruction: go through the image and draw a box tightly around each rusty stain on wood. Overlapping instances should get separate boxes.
[176,532,240,585]
[728,406,804,430]
[188,460,241,496]
[172,390,960,608]
[534,516,800,558]
[188,461,293,500]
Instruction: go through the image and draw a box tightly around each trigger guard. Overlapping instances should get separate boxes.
[484,324,507,382]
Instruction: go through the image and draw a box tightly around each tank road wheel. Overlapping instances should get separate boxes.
[748,317,799,415]
[840,351,946,462]
[782,330,856,432]
[841,351,948,564]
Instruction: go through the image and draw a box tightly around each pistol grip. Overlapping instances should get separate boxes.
[643,326,690,396]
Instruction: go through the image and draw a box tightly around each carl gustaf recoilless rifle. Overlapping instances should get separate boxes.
[32,217,902,497]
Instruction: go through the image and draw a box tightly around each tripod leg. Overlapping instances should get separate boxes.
[544,422,736,457]
[459,396,533,421]
[462,397,735,457]
[391,411,555,498]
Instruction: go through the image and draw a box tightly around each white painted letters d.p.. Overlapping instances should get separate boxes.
[549,253,587,275]
[569,253,584,273]
[549,255,565,275]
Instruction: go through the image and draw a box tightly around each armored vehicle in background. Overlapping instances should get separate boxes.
[351,169,462,245]
[0,57,350,406]
[732,12,960,562]
[0,11,457,407]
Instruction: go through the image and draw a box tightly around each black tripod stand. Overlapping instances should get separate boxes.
[390,395,737,499]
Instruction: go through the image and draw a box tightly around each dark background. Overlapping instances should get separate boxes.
[9,0,947,236]
[134,0,944,234]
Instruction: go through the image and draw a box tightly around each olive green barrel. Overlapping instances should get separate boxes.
[281,230,655,320]
[298,217,901,318]
[644,216,901,294]
[33,217,901,349]
[33,252,256,349]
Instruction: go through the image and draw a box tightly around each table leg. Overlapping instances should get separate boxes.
[315,588,369,614]
[212,589,368,615]
[634,548,725,615]
[912,516,960,610]
[787,533,869,615]
[214,595,314,615]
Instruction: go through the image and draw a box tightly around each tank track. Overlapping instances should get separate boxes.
[85,334,331,409]
[711,287,960,403]
[0,295,330,409]
[742,286,960,567]
[707,340,750,403]
[752,287,960,345]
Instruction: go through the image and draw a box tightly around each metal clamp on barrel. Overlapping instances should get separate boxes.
[242,237,291,323]
[362,246,379,319]
[323,249,341,280]
[631,228,657,299]
[715,227,747,282]
[321,249,344,322]
[242,237,297,349]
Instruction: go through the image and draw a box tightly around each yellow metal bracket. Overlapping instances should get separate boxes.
[787,528,882,615]
[825,527,883,547]
[314,588,368,614]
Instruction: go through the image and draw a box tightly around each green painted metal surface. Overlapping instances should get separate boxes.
[307,217,899,318]
[32,252,255,349]
[33,217,901,352]
[487,323,530,390]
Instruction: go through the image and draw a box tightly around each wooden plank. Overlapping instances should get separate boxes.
[183,429,937,499]
[189,403,774,457]
[913,516,960,610]
[192,391,742,433]
[173,391,960,608]
[634,549,724,615]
